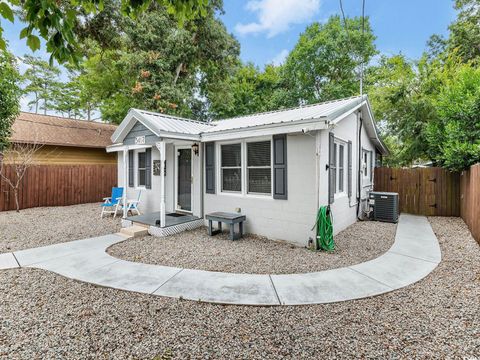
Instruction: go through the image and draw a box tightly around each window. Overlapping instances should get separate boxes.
[338,144,344,192]
[362,150,369,178]
[247,141,271,194]
[221,143,242,192]
[138,151,146,187]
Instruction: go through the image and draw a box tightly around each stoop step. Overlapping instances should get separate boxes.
[120,225,149,238]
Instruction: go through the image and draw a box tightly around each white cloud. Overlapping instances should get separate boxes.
[235,0,321,38]
[271,49,289,65]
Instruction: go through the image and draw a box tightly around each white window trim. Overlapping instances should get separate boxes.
[216,136,274,198]
[245,137,273,196]
[135,149,147,190]
[362,148,371,184]
[334,138,347,198]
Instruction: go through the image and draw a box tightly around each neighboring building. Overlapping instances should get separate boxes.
[109,95,388,247]
[7,112,117,165]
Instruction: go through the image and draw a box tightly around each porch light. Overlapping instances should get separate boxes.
[192,143,199,156]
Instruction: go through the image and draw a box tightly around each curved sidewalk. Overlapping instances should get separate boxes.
[1,214,441,306]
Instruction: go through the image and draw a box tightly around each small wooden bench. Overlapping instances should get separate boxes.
[206,212,246,240]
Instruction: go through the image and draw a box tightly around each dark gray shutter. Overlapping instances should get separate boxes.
[328,132,335,204]
[145,148,152,189]
[205,142,215,194]
[370,150,373,182]
[273,134,287,199]
[347,140,352,198]
[128,150,134,187]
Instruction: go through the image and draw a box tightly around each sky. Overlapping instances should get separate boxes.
[3,0,456,114]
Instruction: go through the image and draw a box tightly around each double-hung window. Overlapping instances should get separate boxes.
[334,141,346,194]
[247,140,271,194]
[137,151,146,187]
[338,144,344,193]
[221,143,242,192]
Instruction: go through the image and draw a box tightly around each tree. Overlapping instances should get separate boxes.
[282,16,377,105]
[0,0,213,64]
[0,50,21,150]
[426,63,480,171]
[208,62,288,118]
[76,1,239,123]
[448,0,480,62]
[0,142,42,212]
[22,55,62,114]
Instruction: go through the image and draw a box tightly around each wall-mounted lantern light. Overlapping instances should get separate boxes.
[192,143,199,156]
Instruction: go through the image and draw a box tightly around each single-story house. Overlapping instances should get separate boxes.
[109,95,388,247]
[6,112,117,165]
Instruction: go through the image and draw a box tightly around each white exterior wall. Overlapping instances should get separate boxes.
[204,134,317,247]
[117,142,202,217]
[317,111,376,235]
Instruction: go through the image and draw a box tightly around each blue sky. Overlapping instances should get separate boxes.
[221,0,456,67]
[3,0,456,113]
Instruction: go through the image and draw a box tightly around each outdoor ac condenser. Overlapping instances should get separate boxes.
[368,191,399,223]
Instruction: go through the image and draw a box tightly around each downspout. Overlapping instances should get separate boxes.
[356,112,363,221]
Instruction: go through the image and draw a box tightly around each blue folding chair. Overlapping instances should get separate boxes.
[101,187,124,218]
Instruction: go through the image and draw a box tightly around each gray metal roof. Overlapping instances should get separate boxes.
[133,109,214,135]
[205,96,365,133]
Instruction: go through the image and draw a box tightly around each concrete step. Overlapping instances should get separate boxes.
[120,225,149,238]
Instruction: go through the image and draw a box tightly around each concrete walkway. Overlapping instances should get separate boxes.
[1,214,441,306]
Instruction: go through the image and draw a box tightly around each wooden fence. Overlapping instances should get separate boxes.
[460,164,480,245]
[374,167,460,216]
[0,164,117,211]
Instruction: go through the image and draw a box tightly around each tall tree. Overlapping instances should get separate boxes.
[22,55,62,114]
[0,50,21,150]
[76,1,239,123]
[448,0,480,62]
[282,16,377,105]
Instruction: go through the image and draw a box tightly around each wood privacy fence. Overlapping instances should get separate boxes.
[374,167,460,216]
[460,164,480,244]
[0,164,117,211]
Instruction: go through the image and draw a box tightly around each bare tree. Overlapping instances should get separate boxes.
[0,142,43,212]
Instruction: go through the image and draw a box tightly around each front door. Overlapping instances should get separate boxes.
[177,148,192,212]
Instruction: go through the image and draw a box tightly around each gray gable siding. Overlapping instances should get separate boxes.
[123,121,160,145]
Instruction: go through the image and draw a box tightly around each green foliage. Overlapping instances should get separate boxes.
[282,16,377,104]
[209,63,289,118]
[22,55,62,114]
[0,0,212,64]
[74,2,239,123]
[0,50,21,149]
[448,0,480,62]
[426,64,480,171]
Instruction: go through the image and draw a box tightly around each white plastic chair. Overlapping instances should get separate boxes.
[101,187,124,218]
[124,190,142,216]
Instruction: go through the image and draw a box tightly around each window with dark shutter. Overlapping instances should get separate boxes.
[273,134,287,199]
[205,142,215,194]
[221,143,242,192]
[128,150,134,187]
[247,141,271,194]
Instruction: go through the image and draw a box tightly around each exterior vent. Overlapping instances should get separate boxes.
[368,191,399,223]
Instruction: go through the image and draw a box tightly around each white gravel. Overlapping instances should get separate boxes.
[108,221,396,274]
[1,212,479,358]
[0,203,121,253]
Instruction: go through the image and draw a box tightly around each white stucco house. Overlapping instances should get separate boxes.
[107,95,388,247]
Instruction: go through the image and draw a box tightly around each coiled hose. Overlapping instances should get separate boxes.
[313,206,334,251]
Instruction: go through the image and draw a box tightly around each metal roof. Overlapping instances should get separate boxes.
[205,96,365,133]
[133,109,214,135]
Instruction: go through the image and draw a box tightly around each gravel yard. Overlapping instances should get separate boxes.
[108,221,396,274]
[0,203,121,253]
[1,213,479,358]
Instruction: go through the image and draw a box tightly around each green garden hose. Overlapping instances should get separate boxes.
[313,206,334,251]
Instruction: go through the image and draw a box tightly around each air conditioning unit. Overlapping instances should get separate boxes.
[368,191,399,223]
